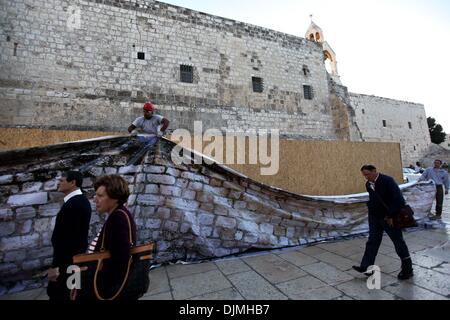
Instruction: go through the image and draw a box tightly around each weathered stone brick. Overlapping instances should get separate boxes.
[216,216,236,229]
[209,178,223,187]
[259,223,274,235]
[165,197,199,211]
[0,222,15,237]
[16,207,37,220]
[0,208,13,221]
[145,219,161,229]
[196,192,214,203]
[28,247,53,260]
[155,207,171,219]
[147,174,175,185]
[223,181,245,191]
[145,184,159,194]
[22,182,43,193]
[7,192,48,207]
[181,172,209,184]
[18,219,32,234]
[160,185,182,197]
[0,233,40,251]
[34,217,55,232]
[137,194,165,206]
[0,175,13,185]
[22,259,42,271]
[198,213,215,226]
[244,234,259,244]
[39,203,61,217]
[238,220,259,233]
[166,168,180,177]
[144,165,165,174]
[203,185,228,197]
[15,173,33,182]
[175,179,189,188]
[4,250,27,262]
[43,179,58,191]
[188,181,203,191]
[119,165,142,174]
[181,190,196,200]
[104,167,118,175]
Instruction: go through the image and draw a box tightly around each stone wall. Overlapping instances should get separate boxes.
[0,136,436,288]
[0,0,338,139]
[349,93,431,166]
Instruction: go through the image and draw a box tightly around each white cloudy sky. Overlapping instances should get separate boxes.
[161,0,450,132]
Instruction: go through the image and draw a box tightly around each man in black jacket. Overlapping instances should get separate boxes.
[352,165,413,280]
[47,171,92,300]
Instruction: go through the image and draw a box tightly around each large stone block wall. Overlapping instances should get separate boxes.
[0,0,337,139]
[349,93,431,166]
[0,136,436,288]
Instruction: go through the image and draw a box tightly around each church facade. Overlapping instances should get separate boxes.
[0,0,430,165]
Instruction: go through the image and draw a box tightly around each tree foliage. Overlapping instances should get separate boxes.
[427,117,447,144]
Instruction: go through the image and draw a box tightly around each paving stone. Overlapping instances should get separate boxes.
[146,267,170,296]
[384,282,448,300]
[227,271,287,300]
[314,252,356,271]
[301,262,354,285]
[166,262,217,279]
[397,265,450,296]
[276,251,318,267]
[188,287,244,300]
[276,275,326,298]
[336,279,398,300]
[215,258,251,275]
[0,288,44,300]
[140,291,173,300]
[242,253,306,284]
[296,245,329,257]
[171,270,231,300]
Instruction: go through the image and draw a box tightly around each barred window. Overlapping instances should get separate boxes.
[408,122,412,129]
[137,52,145,60]
[303,85,314,100]
[252,77,264,93]
[180,65,193,83]
[383,120,387,127]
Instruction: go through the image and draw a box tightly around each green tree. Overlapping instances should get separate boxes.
[427,117,447,144]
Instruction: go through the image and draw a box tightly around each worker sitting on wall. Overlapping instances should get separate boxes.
[128,101,170,146]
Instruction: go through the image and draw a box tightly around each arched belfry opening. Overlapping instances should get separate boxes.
[305,16,341,83]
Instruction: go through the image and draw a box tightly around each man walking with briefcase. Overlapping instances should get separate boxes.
[352,165,414,280]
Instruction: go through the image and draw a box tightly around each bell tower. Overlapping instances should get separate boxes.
[305,16,341,83]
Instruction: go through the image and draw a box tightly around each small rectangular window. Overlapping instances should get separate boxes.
[302,65,310,76]
[362,109,365,114]
[180,65,193,83]
[303,85,313,100]
[408,122,412,129]
[414,146,416,151]
[382,120,387,127]
[137,52,145,60]
[252,77,263,93]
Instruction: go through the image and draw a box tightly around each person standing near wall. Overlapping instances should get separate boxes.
[127,101,170,146]
[352,165,413,280]
[418,159,449,220]
[47,171,92,300]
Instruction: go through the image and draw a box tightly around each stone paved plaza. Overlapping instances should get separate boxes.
[1,193,449,301]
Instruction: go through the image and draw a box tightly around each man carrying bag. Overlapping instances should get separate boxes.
[352,165,414,280]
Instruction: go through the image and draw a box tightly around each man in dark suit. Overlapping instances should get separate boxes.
[47,171,92,300]
[352,165,413,280]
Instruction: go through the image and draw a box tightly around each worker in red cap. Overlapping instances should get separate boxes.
[128,101,169,145]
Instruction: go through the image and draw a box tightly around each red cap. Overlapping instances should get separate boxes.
[143,102,154,111]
